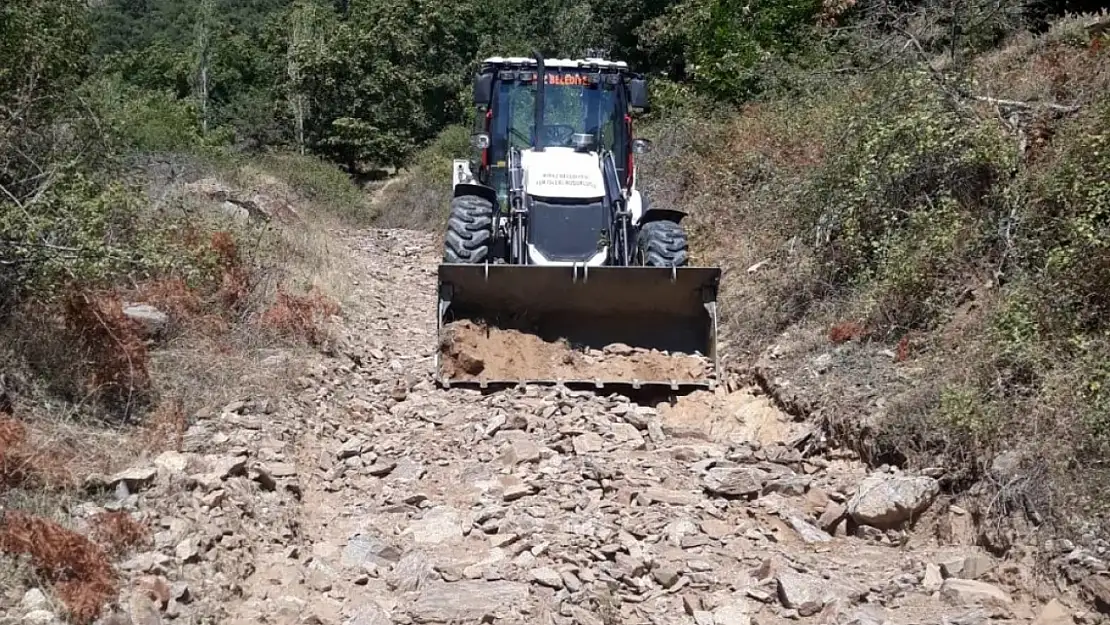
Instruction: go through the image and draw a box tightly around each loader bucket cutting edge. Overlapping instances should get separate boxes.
[435,263,722,390]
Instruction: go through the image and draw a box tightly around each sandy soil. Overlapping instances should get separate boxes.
[657,389,809,445]
[438,319,712,383]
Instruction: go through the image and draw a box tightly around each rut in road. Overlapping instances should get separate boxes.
[131,227,1059,625]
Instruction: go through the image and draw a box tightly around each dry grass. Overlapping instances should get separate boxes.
[0,417,79,492]
[639,103,834,359]
[0,511,118,624]
[260,286,341,347]
[0,152,364,617]
[974,15,1110,105]
[371,170,452,231]
[133,396,186,455]
[89,511,151,557]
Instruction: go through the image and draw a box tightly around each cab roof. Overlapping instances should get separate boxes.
[481,57,630,71]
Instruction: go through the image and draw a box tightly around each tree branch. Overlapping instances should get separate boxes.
[971,95,1081,113]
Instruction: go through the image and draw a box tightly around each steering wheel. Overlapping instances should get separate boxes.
[543,124,578,147]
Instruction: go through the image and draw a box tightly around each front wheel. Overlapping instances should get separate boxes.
[443,194,494,263]
[636,220,690,267]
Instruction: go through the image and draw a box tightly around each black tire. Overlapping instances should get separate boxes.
[443,194,494,263]
[636,219,689,267]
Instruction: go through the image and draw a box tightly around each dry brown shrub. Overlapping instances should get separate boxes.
[89,511,150,556]
[135,396,185,454]
[0,417,75,491]
[895,335,912,362]
[0,417,31,488]
[259,286,340,346]
[0,511,118,624]
[63,290,151,410]
[0,416,23,449]
[132,277,233,340]
[828,321,866,344]
[210,231,252,313]
[136,277,204,322]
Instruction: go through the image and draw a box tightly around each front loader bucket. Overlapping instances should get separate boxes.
[435,263,722,392]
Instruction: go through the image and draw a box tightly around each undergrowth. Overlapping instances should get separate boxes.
[370,124,471,231]
[643,15,1110,538]
[0,156,345,619]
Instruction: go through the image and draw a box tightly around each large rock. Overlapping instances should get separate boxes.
[1081,575,1110,614]
[342,534,402,572]
[406,507,465,545]
[787,515,832,544]
[712,600,752,625]
[703,467,770,498]
[409,580,529,623]
[111,466,159,492]
[939,578,1013,609]
[776,570,864,617]
[1033,599,1072,625]
[847,474,939,528]
[123,304,169,336]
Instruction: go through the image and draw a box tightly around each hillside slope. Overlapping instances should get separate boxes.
[4,194,1087,623]
[366,10,1110,618]
[638,16,1110,541]
[5,1,1110,623]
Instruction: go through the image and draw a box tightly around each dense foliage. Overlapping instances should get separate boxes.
[4,0,1110,535]
[84,0,696,167]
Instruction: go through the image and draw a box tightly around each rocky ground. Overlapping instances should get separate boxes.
[8,227,1099,625]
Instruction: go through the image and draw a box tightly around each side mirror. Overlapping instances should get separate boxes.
[471,132,491,150]
[628,77,650,112]
[631,138,653,154]
[473,72,493,108]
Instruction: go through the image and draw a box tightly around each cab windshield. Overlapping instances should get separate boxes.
[493,75,620,152]
[488,73,623,200]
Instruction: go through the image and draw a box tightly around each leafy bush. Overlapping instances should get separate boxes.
[642,0,824,101]
[1018,97,1110,334]
[1,174,146,302]
[805,68,1016,332]
[372,124,472,230]
[83,75,207,153]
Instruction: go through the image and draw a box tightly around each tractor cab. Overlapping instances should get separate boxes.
[466,56,652,211]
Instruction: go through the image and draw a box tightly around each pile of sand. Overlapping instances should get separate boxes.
[438,319,710,383]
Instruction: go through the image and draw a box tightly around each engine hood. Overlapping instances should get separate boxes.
[521,147,605,199]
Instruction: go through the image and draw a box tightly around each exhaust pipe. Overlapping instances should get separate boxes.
[533,49,545,153]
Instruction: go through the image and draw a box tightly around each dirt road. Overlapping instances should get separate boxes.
[95,228,1067,625]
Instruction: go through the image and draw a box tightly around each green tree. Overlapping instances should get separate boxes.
[643,0,824,100]
[298,0,481,169]
[1,0,93,192]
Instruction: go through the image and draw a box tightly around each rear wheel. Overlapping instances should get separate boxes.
[636,220,689,267]
[444,194,494,263]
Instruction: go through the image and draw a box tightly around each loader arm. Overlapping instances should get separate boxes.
[602,150,633,266]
